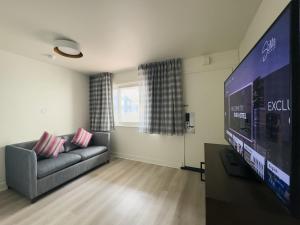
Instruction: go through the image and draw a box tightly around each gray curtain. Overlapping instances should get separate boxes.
[138,58,185,135]
[90,73,114,132]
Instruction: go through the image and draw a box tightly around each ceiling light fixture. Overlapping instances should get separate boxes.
[53,39,83,58]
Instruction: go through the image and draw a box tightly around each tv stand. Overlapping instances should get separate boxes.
[204,143,299,225]
[220,148,257,180]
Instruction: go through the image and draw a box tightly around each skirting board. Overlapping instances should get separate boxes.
[112,152,181,169]
[0,179,7,192]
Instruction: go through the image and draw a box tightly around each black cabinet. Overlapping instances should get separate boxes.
[204,143,299,225]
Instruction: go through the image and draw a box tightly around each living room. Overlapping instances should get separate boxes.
[1,0,299,225]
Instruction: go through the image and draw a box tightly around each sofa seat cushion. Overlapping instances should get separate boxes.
[37,153,81,179]
[71,146,107,160]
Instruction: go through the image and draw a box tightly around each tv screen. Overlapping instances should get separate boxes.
[224,5,291,206]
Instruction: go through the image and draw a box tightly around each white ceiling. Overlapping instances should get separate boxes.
[0,0,261,74]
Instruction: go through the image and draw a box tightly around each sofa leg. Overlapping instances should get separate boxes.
[31,198,37,204]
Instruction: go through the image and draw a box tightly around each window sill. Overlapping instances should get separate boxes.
[115,123,139,128]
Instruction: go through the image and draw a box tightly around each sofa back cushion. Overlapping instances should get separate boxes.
[33,132,65,158]
[71,128,93,148]
[61,134,79,152]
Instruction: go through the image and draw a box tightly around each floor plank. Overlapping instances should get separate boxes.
[0,159,205,225]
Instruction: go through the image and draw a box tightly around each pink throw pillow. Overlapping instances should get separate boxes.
[33,131,65,158]
[71,128,93,148]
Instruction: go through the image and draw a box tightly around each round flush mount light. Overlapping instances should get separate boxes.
[53,39,83,58]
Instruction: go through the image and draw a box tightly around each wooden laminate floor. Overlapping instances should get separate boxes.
[0,159,205,225]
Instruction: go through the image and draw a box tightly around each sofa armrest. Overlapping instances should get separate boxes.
[92,132,111,158]
[5,145,37,199]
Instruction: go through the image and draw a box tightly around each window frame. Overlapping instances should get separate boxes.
[113,81,140,128]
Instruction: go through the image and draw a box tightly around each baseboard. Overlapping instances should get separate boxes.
[113,152,181,169]
[0,179,7,192]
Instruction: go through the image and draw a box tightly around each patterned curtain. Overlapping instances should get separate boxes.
[89,73,114,132]
[138,58,185,135]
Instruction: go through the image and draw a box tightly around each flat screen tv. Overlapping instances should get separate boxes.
[224,1,300,217]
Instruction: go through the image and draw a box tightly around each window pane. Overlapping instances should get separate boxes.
[113,89,119,123]
[120,86,139,123]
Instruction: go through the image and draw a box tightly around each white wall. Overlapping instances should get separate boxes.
[239,0,291,60]
[0,50,89,191]
[112,50,239,168]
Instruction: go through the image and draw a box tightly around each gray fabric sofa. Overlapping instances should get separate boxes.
[5,132,110,202]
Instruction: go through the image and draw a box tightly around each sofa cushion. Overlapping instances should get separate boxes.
[33,132,65,158]
[61,134,78,152]
[71,128,93,148]
[71,146,107,160]
[37,153,81,179]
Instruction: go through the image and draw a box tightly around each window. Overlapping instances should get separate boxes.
[113,83,140,127]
